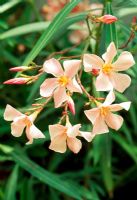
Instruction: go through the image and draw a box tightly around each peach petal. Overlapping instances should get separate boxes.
[84,108,100,124]
[95,72,113,91]
[49,124,66,140]
[110,72,131,92]
[103,91,115,106]
[11,121,26,137]
[83,54,104,72]
[4,104,22,121]
[67,124,81,138]
[109,102,131,112]
[43,58,64,77]
[113,52,135,71]
[105,113,123,130]
[40,78,58,97]
[93,115,109,134]
[49,134,67,153]
[63,60,81,78]
[54,86,68,108]
[102,42,117,64]
[67,77,82,93]
[79,131,94,142]
[29,125,45,139]
[67,137,82,153]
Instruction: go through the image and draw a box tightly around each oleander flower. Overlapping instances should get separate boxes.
[4,105,45,144]
[40,58,82,108]
[49,120,94,153]
[85,91,131,135]
[83,42,135,92]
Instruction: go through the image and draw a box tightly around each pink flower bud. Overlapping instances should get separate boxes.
[67,96,75,115]
[91,69,99,76]
[3,77,30,85]
[9,66,30,72]
[97,14,117,24]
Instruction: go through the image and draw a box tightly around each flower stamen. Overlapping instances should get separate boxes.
[102,64,113,74]
[58,76,70,86]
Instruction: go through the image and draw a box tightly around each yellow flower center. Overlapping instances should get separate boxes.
[102,64,113,74]
[58,76,70,86]
[100,107,110,116]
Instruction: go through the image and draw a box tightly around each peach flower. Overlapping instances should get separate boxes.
[49,120,94,153]
[40,58,82,108]
[83,42,135,92]
[85,91,131,135]
[4,105,45,144]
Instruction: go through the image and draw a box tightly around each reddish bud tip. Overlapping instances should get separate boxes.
[3,78,29,85]
[67,96,75,115]
[9,66,29,72]
[97,14,118,24]
[91,69,99,76]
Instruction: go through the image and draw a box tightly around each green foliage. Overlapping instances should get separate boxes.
[1,0,137,200]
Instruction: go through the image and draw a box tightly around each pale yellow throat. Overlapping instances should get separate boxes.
[102,63,113,74]
[58,76,70,86]
[100,107,110,116]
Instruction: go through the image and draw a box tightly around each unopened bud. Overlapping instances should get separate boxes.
[67,96,75,115]
[3,77,30,85]
[91,69,99,76]
[9,66,30,72]
[97,14,117,24]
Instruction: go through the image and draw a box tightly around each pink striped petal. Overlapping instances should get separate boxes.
[43,58,64,77]
[40,78,58,97]
[54,86,68,108]
[67,77,82,93]
[110,72,131,92]
[113,52,135,71]
[49,124,66,140]
[83,54,104,72]
[84,108,100,124]
[102,42,117,64]
[63,60,81,78]
[67,137,82,153]
[49,134,67,153]
[105,113,123,130]
[4,104,22,121]
[95,72,113,91]
[92,115,109,134]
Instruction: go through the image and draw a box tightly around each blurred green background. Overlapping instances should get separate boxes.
[1,0,137,199]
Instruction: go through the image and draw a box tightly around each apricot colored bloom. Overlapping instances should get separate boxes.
[40,58,82,108]
[4,105,45,144]
[85,91,131,135]
[49,121,94,153]
[83,42,135,92]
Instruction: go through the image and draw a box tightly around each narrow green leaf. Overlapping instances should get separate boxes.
[100,134,113,196]
[5,165,19,200]
[104,2,118,48]
[11,148,82,200]
[0,13,86,40]
[22,0,82,65]
[0,144,13,154]
[0,0,23,13]
[112,133,137,164]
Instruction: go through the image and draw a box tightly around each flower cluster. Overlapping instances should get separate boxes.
[4,41,135,154]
